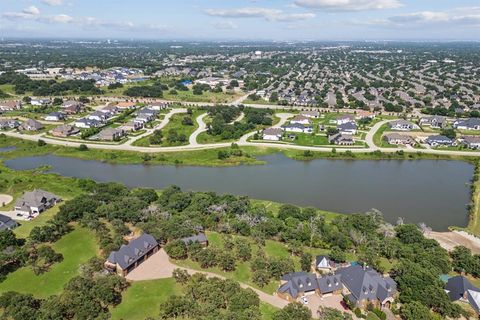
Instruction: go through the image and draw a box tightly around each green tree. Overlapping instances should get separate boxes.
[273,302,312,320]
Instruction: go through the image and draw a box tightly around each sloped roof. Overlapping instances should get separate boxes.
[107,233,158,270]
[14,189,60,209]
[181,233,208,245]
[318,274,343,294]
[279,272,319,298]
[336,265,396,303]
[446,276,478,301]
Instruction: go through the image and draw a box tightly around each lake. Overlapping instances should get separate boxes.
[3,154,474,231]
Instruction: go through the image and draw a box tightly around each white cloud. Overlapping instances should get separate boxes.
[212,21,238,30]
[3,6,40,20]
[41,0,64,6]
[205,7,282,18]
[294,0,402,11]
[387,7,480,26]
[24,6,41,15]
[205,7,315,22]
[42,14,74,23]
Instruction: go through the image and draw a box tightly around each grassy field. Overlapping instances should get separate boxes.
[372,123,397,148]
[13,206,59,239]
[0,135,272,167]
[0,227,98,298]
[110,278,182,320]
[466,164,480,236]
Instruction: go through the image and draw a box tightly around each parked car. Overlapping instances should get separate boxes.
[301,296,308,305]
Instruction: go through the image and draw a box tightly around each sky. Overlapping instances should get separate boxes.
[0,0,480,41]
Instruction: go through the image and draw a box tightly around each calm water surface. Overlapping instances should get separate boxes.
[4,154,474,231]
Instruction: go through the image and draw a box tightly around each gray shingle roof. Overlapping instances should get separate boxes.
[14,189,60,209]
[0,214,18,231]
[181,233,208,245]
[107,233,158,270]
[336,265,396,303]
[445,276,479,301]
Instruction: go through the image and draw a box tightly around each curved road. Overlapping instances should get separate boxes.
[4,115,480,157]
[188,113,208,146]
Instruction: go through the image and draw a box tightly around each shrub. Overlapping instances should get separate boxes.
[78,144,88,151]
[37,139,46,146]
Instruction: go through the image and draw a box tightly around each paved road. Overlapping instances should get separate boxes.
[188,113,208,146]
[5,112,480,157]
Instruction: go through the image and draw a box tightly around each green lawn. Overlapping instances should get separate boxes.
[164,90,241,104]
[290,133,330,147]
[0,227,98,298]
[260,302,279,320]
[111,278,182,320]
[372,123,397,148]
[13,206,59,239]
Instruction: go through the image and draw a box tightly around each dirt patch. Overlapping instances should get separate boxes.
[0,194,13,207]
[425,231,480,254]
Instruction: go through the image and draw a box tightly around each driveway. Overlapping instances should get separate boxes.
[302,294,355,319]
[126,249,288,309]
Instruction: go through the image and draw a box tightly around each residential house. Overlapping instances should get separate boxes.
[445,276,480,315]
[300,111,320,119]
[460,136,480,149]
[388,120,418,131]
[419,116,446,129]
[18,119,44,131]
[61,100,83,109]
[101,105,119,115]
[0,214,18,232]
[263,128,283,141]
[337,122,357,135]
[0,119,21,130]
[356,110,375,120]
[318,274,343,297]
[337,265,397,309]
[290,115,312,125]
[115,101,137,110]
[45,112,65,122]
[148,102,168,111]
[135,108,157,123]
[282,123,313,134]
[425,135,453,147]
[97,128,125,141]
[278,272,320,301]
[64,104,83,115]
[384,133,414,146]
[332,115,355,125]
[14,189,62,218]
[315,255,344,273]
[454,118,480,131]
[105,233,159,276]
[120,120,143,132]
[180,233,209,247]
[74,118,101,129]
[51,125,80,137]
[0,101,22,111]
[87,111,110,122]
[278,265,396,310]
[328,133,354,146]
[30,98,51,106]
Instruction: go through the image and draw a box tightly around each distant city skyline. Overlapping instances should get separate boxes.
[0,0,479,40]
